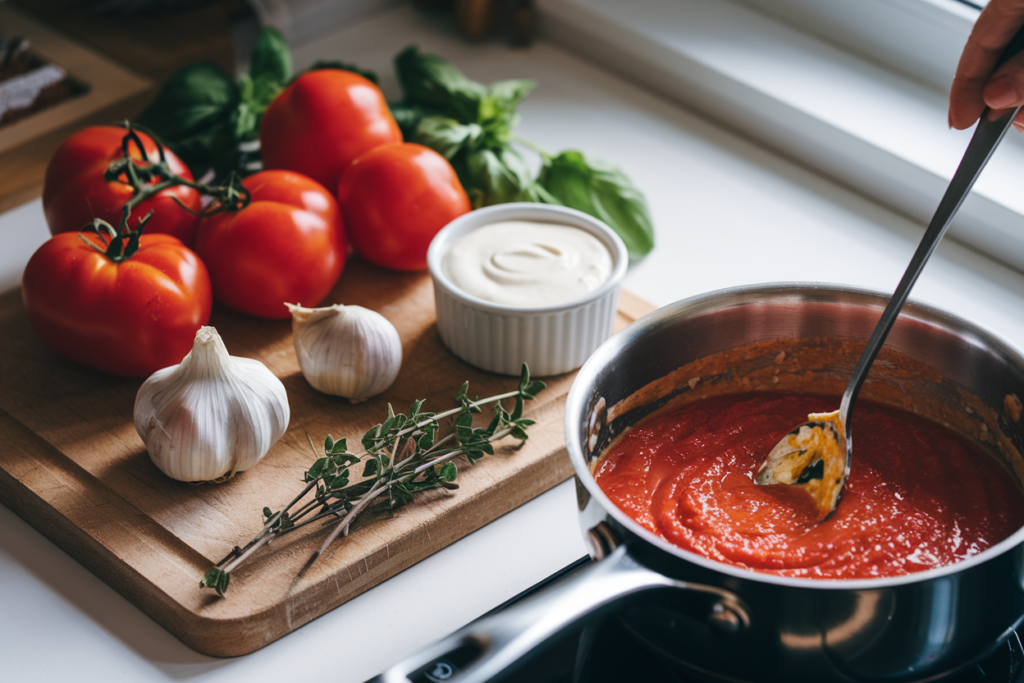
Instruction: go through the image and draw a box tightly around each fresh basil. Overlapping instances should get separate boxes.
[138,28,292,179]
[413,116,541,207]
[394,47,654,256]
[250,27,292,88]
[538,151,655,259]
[395,45,486,122]
[136,62,238,177]
[414,116,483,160]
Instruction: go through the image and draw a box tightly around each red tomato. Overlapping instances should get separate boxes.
[194,170,346,319]
[21,232,212,378]
[337,143,471,271]
[260,70,402,193]
[42,126,203,247]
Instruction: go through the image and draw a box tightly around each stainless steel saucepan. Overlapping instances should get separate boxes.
[374,284,1024,683]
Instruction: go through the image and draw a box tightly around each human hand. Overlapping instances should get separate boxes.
[949,0,1024,130]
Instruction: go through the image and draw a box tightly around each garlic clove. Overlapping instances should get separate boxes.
[134,326,290,482]
[287,302,402,402]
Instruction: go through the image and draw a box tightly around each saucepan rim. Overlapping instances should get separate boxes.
[565,281,1024,591]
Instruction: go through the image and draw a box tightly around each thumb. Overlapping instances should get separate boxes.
[984,51,1024,111]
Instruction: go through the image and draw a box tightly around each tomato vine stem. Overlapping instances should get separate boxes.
[103,122,252,239]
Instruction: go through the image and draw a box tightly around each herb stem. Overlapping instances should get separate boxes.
[200,366,545,595]
[511,135,551,159]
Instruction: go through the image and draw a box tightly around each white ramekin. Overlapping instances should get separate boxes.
[427,203,629,377]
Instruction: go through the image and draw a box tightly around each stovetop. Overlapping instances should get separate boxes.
[416,557,1024,683]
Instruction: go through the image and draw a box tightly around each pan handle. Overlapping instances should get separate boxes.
[369,545,749,683]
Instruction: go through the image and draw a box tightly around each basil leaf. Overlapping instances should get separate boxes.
[249,27,292,89]
[390,102,429,138]
[304,59,379,85]
[394,45,486,122]
[413,116,483,160]
[497,146,536,196]
[486,79,536,112]
[519,179,561,204]
[136,62,239,177]
[538,150,654,259]
[234,28,292,144]
[477,80,534,142]
[462,146,536,207]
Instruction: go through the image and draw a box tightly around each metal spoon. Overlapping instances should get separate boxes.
[755,33,1024,522]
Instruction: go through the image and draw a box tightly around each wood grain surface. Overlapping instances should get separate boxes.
[0,258,653,657]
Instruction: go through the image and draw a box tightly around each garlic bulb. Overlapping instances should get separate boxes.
[134,326,290,482]
[287,303,402,402]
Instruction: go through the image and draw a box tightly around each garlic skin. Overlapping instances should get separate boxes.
[287,303,402,401]
[134,326,290,482]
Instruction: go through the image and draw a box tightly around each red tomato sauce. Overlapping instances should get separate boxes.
[593,393,1024,579]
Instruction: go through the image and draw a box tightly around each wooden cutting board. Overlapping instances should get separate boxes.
[0,258,653,657]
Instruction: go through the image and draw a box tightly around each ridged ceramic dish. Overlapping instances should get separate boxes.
[427,203,628,376]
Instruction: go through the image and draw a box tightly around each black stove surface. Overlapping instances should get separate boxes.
[435,558,1024,683]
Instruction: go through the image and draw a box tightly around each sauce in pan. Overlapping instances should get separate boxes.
[594,393,1024,579]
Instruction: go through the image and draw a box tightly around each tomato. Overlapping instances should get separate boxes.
[194,170,346,319]
[42,126,202,247]
[337,143,471,271]
[260,70,402,192]
[21,232,212,378]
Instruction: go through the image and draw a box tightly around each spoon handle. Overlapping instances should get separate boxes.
[839,67,1024,427]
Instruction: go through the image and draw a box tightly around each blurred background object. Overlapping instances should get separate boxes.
[0,36,89,127]
[8,0,246,80]
[52,0,220,16]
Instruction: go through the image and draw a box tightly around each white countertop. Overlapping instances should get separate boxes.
[4,6,1024,683]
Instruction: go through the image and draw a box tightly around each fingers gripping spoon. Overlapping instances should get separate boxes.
[754,30,1024,521]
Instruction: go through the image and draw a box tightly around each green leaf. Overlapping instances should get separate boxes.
[304,59,379,84]
[523,380,546,400]
[249,27,292,88]
[462,148,520,207]
[136,62,239,177]
[394,45,486,122]
[200,568,230,597]
[409,399,425,418]
[389,102,433,139]
[233,29,291,144]
[537,150,655,259]
[486,79,535,113]
[363,459,379,478]
[413,116,483,160]
[439,461,458,482]
[518,363,531,391]
[262,507,275,525]
[519,180,561,204]
[304,457,328,482]
[511,396,524,422]
[324,435,335,453]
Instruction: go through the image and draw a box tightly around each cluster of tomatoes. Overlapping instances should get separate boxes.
[22,70,471,378]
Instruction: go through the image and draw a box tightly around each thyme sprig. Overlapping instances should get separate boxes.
[200,365,546,596]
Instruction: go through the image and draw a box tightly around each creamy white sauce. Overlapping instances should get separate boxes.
[442,220,613,307]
